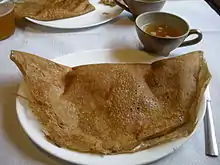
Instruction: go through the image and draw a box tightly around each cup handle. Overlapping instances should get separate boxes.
[179,29,203,47]
[114,0,131,13]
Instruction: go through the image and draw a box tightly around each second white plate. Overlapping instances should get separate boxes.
[26,0,123,29]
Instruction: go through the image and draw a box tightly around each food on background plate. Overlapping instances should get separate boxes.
[14,0,95,21]
[10,50,211,154]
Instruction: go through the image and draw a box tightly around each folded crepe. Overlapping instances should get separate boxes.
[15,0,95,21]
[10,50,211,154]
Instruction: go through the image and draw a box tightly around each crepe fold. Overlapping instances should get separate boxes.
[15,0,95,21]
[10,50,211,154]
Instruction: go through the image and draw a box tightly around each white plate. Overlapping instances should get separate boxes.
[16,49,206,165]
[25,0,123,29]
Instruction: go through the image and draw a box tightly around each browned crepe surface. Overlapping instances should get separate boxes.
[15,0,95,21]
[10,50,211,154]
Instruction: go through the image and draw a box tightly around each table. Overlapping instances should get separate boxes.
[0,0,220,165]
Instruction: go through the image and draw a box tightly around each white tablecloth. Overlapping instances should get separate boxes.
[0,0,220,165]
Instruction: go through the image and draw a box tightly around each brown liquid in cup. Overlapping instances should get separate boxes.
[144,23,181,38]
[0,2,15,40]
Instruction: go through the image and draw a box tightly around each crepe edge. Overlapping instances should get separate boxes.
[188,51,211,129]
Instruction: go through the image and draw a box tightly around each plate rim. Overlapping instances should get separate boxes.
[25,6,123,29]
[15,49,207,165]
